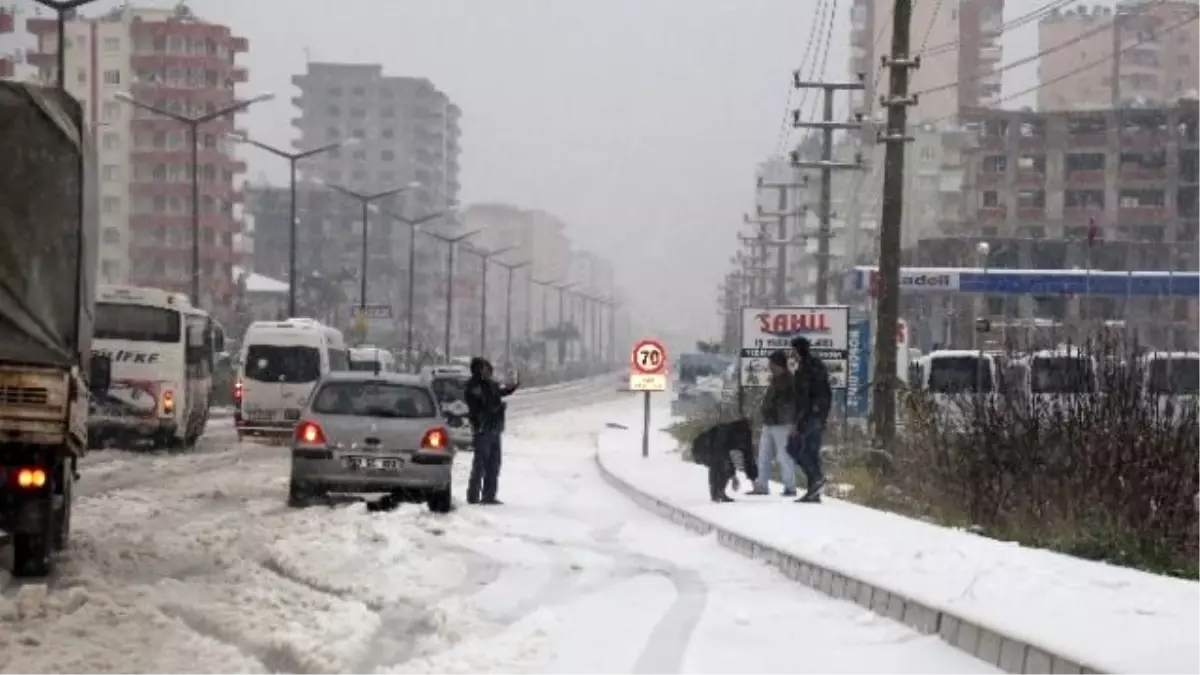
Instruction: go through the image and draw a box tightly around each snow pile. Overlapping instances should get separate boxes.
[381,605,556,674]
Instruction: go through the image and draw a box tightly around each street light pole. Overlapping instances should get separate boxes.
[554,282,577,366]
[115,91,274,306]
[232,135,352,316]
[32,0,100,89]
[469,245,516,358]
[376,209,447,371]
[423,229,481,361]
[326,182,418,321]
[495,259,531,366]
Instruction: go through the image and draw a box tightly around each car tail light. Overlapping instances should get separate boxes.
[162,389,175,414]
[233,381,243,404]
[421,427,449,451]
[295,420,327,445]
[12,467,47,490]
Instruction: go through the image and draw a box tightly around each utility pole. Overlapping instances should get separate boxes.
[791,78,866,305]
[870,0,919,449]
[754,175,810,304]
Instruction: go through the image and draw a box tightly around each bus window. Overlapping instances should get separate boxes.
[96,303,181,343]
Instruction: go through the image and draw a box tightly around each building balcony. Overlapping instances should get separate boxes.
[129,180,238,199]
[130,148,233,164]
[977,205,1007,221]
[1117,166,1168,183]
[131,116,238,132]
[26,18,56,35]
[0,10,13,33]
[0,57,13,78]
[1064,169,1105,185]
[129,81,237,103]
[1118,205,1167,223]
[130,52,233,72]
[1061,206,1104,224]
[1015,169,1046,185]
[1015,206,1046,221]
[1066,132,1106,149]
[975,171,1004,187]
[231,37,249,53]
[25,50,55,69]
[230,159,247,174]
[231,67,248,83]
[290,96,303,109]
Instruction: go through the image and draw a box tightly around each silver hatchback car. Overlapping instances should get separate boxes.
[287,371,455,512]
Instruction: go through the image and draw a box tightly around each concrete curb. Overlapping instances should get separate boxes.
[593,451,1107,675]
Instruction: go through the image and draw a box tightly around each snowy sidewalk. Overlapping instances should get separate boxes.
[595,401,1200,675]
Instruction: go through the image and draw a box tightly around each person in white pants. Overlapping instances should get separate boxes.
[748,350,798,497]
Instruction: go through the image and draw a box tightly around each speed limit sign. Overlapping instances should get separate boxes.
[631,338,667,375]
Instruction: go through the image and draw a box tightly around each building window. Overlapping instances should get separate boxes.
[103,37,120,52]
[102,227,121,244]
[102,132,120,150]
[169,36,186,53]
[381,88,394,99]
[352,149,366,161]
[328,105,341,116]
[102,165,121,182]
[981,191,999,207]
[328,86,342,96]
[379,171,395,183]
[327,148,341,159]
[351,129,366,139]
[381,128,394,139]
[983,155,1006,172]
[102,102,120,121]
[101,259,121,282]
[350,108,366,118]
[326,169,342,183]
[351,86,366,96]
[103,70,120,85]
[352,169,367,181]
[102,196,121,213]
[77,69,87,84]
[381,149,394,161]
[381,107,395,118]
[327,127,341,139]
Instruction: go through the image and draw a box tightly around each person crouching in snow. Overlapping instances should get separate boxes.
[746,350,798,497]
[690,417,757,502]
[464,357,519,505]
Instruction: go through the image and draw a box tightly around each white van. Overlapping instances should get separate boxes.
[235,318,348,440]
[349,346,398,373]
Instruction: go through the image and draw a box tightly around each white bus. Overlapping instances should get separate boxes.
[89,285,224,449]
[236,318,348,440]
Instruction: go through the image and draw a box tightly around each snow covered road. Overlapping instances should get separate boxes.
[1,394,994,674]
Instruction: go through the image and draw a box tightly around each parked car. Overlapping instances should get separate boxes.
[288,371,454,512]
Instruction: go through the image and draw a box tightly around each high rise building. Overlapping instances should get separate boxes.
[848,0,1004,123]
[20,3,249,316]
[289,62,461,214]
[1038,1,1199,111]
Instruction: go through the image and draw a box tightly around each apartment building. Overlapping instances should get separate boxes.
[937,103,1200,348]
[1038,1,1199,111]
[0,4,32,80]
[21,3,249,317]
[290,62,461,214]
[848,0,1004,123]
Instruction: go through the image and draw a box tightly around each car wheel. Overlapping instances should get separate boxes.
[427,486,453,514]
[287,480,318,508]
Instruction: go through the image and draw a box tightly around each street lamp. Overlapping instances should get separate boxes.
[493,259,532,366]
[469,245,517,358]
[531,278,559,369]
[553,281,578,366]
[325,182,420,321]
[376,208,450,370]
[231,134,356,316]
[422,228,481,361]
[32,0,101,90]
[114,90,275,306]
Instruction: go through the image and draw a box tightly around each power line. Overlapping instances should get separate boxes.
[774,0,827,154]
[914,0,1168,98]
[922,0,1077,57]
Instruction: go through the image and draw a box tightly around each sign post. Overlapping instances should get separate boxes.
[629,338,667,458]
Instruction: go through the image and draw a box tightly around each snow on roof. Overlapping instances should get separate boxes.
[232,266,288,294]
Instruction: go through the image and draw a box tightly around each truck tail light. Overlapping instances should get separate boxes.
[13,467,47,489]
[421,427,449,451]
[295,420,327,446]
[162,389,175,414]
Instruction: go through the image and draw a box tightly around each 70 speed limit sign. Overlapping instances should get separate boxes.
[631,338,667,375]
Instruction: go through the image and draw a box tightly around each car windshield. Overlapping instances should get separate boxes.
[430,377,468,403]
[244,345,321,383]
[310,381,436,418]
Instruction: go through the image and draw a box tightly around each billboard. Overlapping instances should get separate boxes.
[739,305,849,388]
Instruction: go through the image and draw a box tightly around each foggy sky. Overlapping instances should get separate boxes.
[59,0,1039,343]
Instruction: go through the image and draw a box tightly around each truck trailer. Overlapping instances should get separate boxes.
[0,82,110,577]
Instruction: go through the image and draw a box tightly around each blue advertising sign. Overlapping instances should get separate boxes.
[848,266,1199,298]
[846,317,871,419]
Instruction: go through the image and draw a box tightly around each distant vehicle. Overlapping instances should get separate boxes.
[349,345,398,373]
[288,371,454,512]
[1140,351,1200,424]
[89,285,224,449]
[0,83,110,577]
[421,364,473,450]
[235,318,348,441]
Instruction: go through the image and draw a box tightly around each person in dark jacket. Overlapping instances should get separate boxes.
[463,357,519,505]
[790,336,832,503]
[690,418,756,502]
[747,350,798,496]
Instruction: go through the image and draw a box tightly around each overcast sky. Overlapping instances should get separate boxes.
[30,0,1040,342]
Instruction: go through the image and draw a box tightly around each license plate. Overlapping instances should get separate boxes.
[246,409,274,421]
[284,409,301,421]
[344,456,402,471]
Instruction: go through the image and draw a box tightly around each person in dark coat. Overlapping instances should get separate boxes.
[747,350,799,496]
[463,357,519,505]
[790,336,832,503]
[690,418,757,502]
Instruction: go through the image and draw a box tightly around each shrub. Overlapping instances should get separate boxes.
[897,340,1198,577]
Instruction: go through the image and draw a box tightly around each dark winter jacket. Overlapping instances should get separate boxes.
[760,371,798,426]
[794,358,832,428]
[690,418,758,482]
[464,359,518,435]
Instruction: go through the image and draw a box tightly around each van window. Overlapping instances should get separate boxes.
[311,382,436,418]
[328,348,350,371]
[349,359,381,372]
[430,376,468,403]
[244,345,321,383]
[1031,357,1095,394]
[928,356,993,393]
[1147,358,1200,395]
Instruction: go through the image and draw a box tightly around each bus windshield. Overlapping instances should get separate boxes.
[1031,356,1095,394]
[927,356,993,393]
[95,303,182,343]
[1147,358,1200,396]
